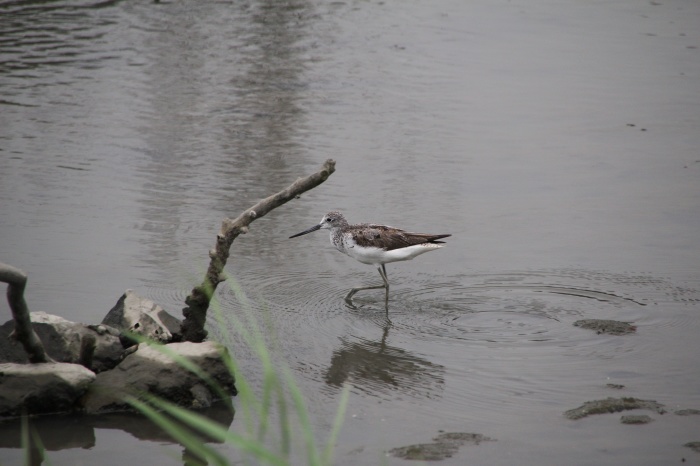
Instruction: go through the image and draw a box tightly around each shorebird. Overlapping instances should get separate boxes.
[289,211,450,305]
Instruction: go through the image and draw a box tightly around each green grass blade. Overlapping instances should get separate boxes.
[275,381,291,458]
[141,394,288,466]
[322,382,350,466]
[282,366,321,466]
[21,414,30,466]
[208,303,260,441]
[126,396,229,466]
[256,365,275,443]
[29,426,50,466]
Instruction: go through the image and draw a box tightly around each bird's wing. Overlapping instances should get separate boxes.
[352,224,449,251]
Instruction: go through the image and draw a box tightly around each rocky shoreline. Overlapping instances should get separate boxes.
[0,290,236,418]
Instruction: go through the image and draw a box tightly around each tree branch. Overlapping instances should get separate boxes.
[180,159,336,342]
[0,262,54,363]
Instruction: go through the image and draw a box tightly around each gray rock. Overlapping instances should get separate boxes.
[82,341,236,414]
[0,362,95,417]
[102,290,182,344]
[0,312,124,373]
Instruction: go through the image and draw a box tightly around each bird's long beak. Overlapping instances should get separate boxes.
[289,223,322,239]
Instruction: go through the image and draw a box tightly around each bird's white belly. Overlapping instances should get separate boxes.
[344,243,443,266]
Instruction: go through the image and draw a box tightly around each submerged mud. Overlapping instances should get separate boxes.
[675,409,700,416]
[685,442,700,453]
[389,432,494,461]
[620,415,653,424]
[565,397,666,420]
[573,319,637,335]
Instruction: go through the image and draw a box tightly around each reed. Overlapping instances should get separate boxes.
[127,276,350,466]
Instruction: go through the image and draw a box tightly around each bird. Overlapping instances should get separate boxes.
[289,211,450,305]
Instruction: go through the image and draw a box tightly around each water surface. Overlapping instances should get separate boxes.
[1,0,699,464]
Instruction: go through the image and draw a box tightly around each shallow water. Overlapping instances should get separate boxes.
[1,0,700,464]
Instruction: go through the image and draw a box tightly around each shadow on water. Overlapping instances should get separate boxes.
[0,401,233,464]
[324,320,445,399]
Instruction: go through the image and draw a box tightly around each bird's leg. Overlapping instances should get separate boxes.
[344,283,386,303]
[378,264,389,307]
[344,265,390,305]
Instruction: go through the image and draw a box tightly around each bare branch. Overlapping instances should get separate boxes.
[180,159,336,342]
[0,262,54,363]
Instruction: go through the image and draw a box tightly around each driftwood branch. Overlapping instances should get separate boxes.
[180,159,336,342]
[0,262,54,363]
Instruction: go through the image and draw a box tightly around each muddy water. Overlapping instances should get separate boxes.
[1,0,699,465]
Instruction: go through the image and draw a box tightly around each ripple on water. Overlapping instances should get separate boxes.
[208,267,700,412]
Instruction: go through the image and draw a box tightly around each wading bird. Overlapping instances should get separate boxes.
[289,211,450,306]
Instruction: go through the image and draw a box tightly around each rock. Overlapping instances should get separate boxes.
[102,290,182,344]
[0,313,124,373]
[82,341,236,414]
[0,362,95,417]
